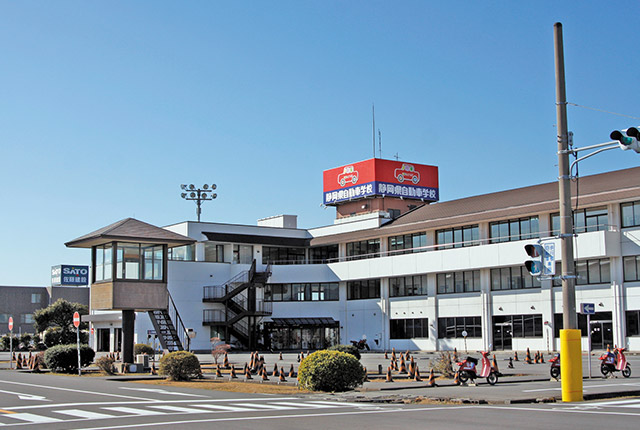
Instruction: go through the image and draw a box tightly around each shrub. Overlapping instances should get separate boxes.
[327,344,361,360]
[43,327,88,347]
[429,351,455,378]
[1,335,19,351]
[43,344,95,373]
[134,344,154,356]
[95,356,116,375]
[159,351,201,381]
[19,333,32,350]
[297,350,365,392]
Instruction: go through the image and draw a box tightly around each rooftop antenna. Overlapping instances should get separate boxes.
[372,103,376,158]
[378,129,382,158]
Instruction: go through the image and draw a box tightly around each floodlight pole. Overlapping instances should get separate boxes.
[180,184,217,222]
[554,22,582,402]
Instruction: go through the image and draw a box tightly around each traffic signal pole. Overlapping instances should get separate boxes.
[554,22,583,402]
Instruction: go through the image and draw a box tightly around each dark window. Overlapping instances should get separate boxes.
[491,266,540,290]
[437,316,482,338]
[347,279,380,300]
[622,201,640,228]
[436,225,479,249]
[624,256,640,282]
[390,318,429,339]
[490,217,539,243]
[388,232,427,255]
[204,243,225,262]
[262,246,305,265]
[309,245,339,264]
[346,239,380,261]
[552,207,609,235]
[576,258,610,285]
[437,270,480,294]
[493,314,543,338]
[390,275,428,297]
[627,310,640,337]
[264,283,339,302]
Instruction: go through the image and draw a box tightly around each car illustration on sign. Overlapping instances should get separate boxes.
[394,163,420,184]
[338,166,359,186]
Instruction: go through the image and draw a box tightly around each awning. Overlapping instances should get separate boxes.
[266,317,338,327]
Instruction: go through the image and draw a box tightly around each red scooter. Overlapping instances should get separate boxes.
[549,353,561,379]
[600,347,631,378]
[456,351,499,385]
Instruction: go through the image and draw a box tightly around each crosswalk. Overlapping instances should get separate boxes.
[0,399,368,425]
[585,398,640,409]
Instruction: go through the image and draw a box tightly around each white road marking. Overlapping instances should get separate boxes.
[119,387,207,397]
[0,380,156,402]
[55,409,115,419]
[270,401,339,408]
[195,404,258,412]
[103,406,165,416]
[147,405,220,414]
[232,403,292,410]
[6,412,62,423]
[0,390,48,402]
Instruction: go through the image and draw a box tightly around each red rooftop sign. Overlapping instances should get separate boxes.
[322,158,439,205]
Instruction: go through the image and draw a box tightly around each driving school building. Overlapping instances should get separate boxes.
[76,159,640,353]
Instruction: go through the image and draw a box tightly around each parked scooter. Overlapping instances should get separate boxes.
[456,351,499,385]
[599,347,631,378]
[549,353,561,379]
[350,339,370,351]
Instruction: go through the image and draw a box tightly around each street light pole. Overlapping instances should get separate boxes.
[554,21,583,403]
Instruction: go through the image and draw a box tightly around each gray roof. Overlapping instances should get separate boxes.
[65,218,196,248]
[310,166,640,245]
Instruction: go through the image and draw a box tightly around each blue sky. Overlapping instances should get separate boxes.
[1,1,639,286]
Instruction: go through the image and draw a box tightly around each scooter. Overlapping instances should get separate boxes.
[456,351,499,385]
[599,347,631,378]
[350,339,370,351]
[549,353,561,379]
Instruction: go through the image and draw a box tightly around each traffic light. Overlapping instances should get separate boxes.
[610,127,640,153]
[524,244,544,276]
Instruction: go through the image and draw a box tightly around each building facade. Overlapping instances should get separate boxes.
[119,165,640,353]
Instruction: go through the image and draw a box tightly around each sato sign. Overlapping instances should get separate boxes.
[322,158,439,205]
[51,265,89,286]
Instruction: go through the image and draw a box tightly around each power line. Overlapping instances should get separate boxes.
[567,102,640,120]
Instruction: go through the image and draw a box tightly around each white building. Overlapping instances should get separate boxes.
[75,164,640,354]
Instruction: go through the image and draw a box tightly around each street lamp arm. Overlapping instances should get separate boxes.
[570,144,619,175]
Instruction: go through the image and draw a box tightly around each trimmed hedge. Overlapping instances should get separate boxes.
[327,344,361,360]
[134,343,154,356]
[159,351,201,381]
[43,344,95,373]
[297,350,365,392]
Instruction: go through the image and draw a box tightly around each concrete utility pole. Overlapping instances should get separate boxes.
[554,21,583,402]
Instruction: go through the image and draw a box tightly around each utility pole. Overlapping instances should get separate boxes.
[554,21,583,402]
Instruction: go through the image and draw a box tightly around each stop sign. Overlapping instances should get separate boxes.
[8,317,13,331]
[73,311,80,328]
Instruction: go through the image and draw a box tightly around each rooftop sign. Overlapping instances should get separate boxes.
[51,265,89,287]
[322,158,439,205]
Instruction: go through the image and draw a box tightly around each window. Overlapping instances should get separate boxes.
[493,314,542,338]
[437,270,481,294]
[117,243,140,280]
[390,275,428,297]
[576,258,610,285]
[388,232,427,255]
[31,293,41,304]
[346,239,380,260]
[20,314,34,324]
[624,256,640,281]
[491,266,541,290]
[390,318,429,339]
[551,207,608,235]
[627,310,640,337]
[262,246,305,265]
[490,217,538,243]
[168,244,195,261]
[553,312,611,337]
[309,245,338,263]
[142,245,163,280]
[436,225,479,249]
[204,243,225,262]
[622,200,640,228]
[347,279,380,300]
[437,316,482,338]
[233,245,253,264]
[94,244,112,282]
[264,283,339,301]
[0,314,9,323]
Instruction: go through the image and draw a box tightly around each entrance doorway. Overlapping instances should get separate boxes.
[492,320,513,350]
[590,320,613,350]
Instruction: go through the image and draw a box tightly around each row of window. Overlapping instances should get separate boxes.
[0,313,34,324]
[95,243,164,282]
[264,283,339,302]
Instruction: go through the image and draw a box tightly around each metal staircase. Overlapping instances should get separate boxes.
[148,292,187,352]
[203,260,272,350]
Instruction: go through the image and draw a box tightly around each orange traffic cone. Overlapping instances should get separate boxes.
[454,370,460,385]
[386,366,394,382]
[399,358,407,374]
[245,367,253,380]
[428,368,436,387]
[278,367,287,383]
[408,361,415,379]
[525,348,532,364]
[297,353,301,362]
[414,365,422,382]
[216,364,223,378]
[384,351,389,360]
[279,352,283,360]
[288,364,295,378]
[540,353,545,364]
[492,354,499,373]
[514,351,519,361]
[261,367,269,381]
[230,364,237,379]
[272,363,279,377]
[223,352,229,368]
[453,348,458,363]
[363,366,369,382]
[243,362,248,375]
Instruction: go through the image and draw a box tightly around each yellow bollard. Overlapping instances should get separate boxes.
[560,329,583,402]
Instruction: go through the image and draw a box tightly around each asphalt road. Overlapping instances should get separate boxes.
[1,371,640,429]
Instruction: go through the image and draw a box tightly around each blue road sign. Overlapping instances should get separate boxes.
[580,303,595,315]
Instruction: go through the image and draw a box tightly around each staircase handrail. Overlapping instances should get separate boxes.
[167,292,188,351]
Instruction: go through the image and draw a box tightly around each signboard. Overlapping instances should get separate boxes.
[322,158,439,205]
[542,243,556,276]
[73,311,81,328]
[8,316,13,331]
[580,303,595,315]
[51,265,89,286]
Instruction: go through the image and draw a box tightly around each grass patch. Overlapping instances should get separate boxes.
[133,379,312,395]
